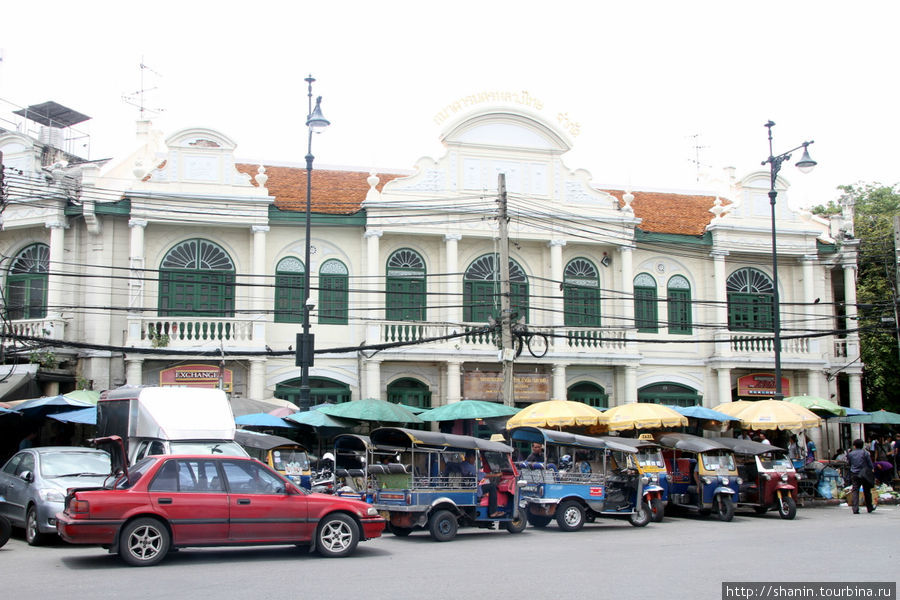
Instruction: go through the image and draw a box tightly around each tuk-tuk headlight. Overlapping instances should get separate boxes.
[641,476,649,486]
[702,477,712,485]
[736,478,743,485]
[763,473,771,481]
[781,474,788,482]
[720,477,730,485]
[650,474,658,483]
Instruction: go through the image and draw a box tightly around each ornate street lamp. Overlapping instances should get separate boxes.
[297,75,330,411]
[762,120,816,399]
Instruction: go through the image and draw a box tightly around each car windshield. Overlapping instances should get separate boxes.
[700,450,735,472]
[169,441,247,456]
[41,451,110,478]
[272,449,309,474]
[637,448,664,468]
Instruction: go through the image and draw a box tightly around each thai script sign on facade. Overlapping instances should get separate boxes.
[736,373,790,398]
[463,371,550,403]
[160,364,232,392]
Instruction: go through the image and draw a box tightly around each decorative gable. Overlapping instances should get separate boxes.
[151,127,253,187]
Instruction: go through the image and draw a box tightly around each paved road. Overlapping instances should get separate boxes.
[2,505,896,600]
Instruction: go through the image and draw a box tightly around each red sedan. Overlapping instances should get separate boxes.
[56,453,385,566]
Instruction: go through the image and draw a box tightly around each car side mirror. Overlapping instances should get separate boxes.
[19,471,34,483]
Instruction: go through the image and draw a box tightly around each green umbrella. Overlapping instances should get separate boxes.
[64,389,100,405]
[839,409,900,424]
[286,410,356,429]
[317,398,423,424]
[395,403,427,415]
[785,395,846,417]
[419,400,520,422]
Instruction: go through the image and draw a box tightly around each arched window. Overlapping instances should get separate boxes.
[633,273,658,333]
[159,239,235,317]
[463,254,529,323]
[387,377,432,409]
[667,275,692,334]
[726,268,774,331]
[567,381,608,408]
[319,259,348,324]
[275,377,351,405]
[564,258,601,326]
[638,382,701,407]
[386,249,426,321]
[274,257,305,323]
[6,243,49,320]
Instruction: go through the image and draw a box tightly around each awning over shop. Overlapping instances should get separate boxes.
[0,364,38,402]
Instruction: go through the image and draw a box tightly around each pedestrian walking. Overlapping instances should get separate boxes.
[846,439,875,514]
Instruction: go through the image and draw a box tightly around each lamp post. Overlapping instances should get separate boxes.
[297,75,330,411]
[762,120,816,399]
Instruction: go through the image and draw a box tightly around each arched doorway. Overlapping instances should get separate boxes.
[386,377,432,409]
[275,377,351,406]
[567,381,608,408]
[638,382,701,407]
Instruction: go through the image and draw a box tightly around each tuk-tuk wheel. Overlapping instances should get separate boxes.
[650,498,664,523]
[556,500,586,532]
[629,501,651,527]
[778,497,797,520]
[526,513,552,528]
[428,510,458,542]
[505,508,527,534]
[714,495,735,522]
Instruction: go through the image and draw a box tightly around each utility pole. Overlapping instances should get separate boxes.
[498,174,514,407]
[893,216,900,362]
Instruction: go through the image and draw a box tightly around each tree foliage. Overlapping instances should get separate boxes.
[818,183,900,412]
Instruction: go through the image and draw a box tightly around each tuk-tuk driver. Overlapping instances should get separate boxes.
[525,443,544,463]
[475,452,504,518]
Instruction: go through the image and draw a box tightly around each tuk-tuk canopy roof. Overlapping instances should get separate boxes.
[370,427,512,453]
[656,432,732,454]
[598,436,661,451]
[509,427,637,454]
[711,437,786,455]
[234,429,305,452]
[333,434,372,453]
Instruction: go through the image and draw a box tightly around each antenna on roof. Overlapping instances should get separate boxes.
[687,133,712,182]
[122,58,165,120]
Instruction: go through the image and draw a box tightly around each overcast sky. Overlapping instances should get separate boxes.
[2,1,897,208]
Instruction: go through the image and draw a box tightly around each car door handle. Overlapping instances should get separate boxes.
[157,498,173,505]
[237,499,251,505]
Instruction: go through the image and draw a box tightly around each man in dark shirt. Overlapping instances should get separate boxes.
[847,439,875,514]
[525,442,544,463]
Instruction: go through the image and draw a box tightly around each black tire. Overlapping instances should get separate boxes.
[0,515,11,548]
[388,524,412,537]
[629,501,651,527]
[778,496,797,520]
[555,500,585,532]
[316,513,360,558]
[25,506,47,546]
[714,495,735,522]
[119,518,170,567]
[505,508,527,533]
[527,513,552,528]
[650,497,665,523]
[428,510,458,542]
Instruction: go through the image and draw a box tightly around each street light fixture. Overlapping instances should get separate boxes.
[296,75,330,411]
[761,120,816,400]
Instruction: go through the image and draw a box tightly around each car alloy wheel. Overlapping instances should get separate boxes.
[26,507,45,546]
[120,518,170,567]
[317,513,359,557]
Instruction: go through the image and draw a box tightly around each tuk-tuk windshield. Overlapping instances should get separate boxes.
[636,448,664,468]
[759,453,792,471]
[272,448,310,475]
[700,450,735,472]
[483,451,512,473]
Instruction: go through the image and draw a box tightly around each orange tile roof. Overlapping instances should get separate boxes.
[235,164,405,214]
[602,189,720,236]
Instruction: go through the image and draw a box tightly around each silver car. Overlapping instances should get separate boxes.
[0,447,111,545]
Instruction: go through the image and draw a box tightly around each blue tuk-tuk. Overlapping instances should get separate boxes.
[656,432,741,521]
[602,435,669,523]
[369,427,527,541]
[509,427,651,531]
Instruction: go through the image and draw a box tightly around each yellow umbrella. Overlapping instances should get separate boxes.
[601,403,688,431]
[505,399,605,428]
[713,400,822,431]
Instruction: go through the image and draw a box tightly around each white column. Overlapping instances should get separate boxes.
[717,367,732,405]
[444,234,462,325]
[248,358,266,400]
[446,360,462,405]
[552,363,567,400]
[624,365,638,404]
[85,230,111,347]
[125,358,144,386]
[365,229,383,344]
[44,219,67,338]
[848,373,865,440]
[618,246,634,331]
[549,240,566,330]
[806,371,822,399]
[127,219,148,343]
[365,358,382,400]
[251,226,269,345]
[711,250,729,329]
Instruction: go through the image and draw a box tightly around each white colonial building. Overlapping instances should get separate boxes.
[0,100,862,450]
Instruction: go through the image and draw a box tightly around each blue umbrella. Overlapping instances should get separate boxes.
[235,412,297,428]
[667,405,741,422]
[48,406,97,425]
[843,406,869,416]
[13,395,93,418]
[0,406,20,415]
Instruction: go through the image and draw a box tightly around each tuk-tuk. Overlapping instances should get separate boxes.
[656,432,740,522]
[712,437,798,519]
[331,434,409,501]
[509,427,651,531]
[369,427,527,541]
[602,434,668,523]
[233,430,311,488]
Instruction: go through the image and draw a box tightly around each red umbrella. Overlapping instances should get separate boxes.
[267,407,296,418]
